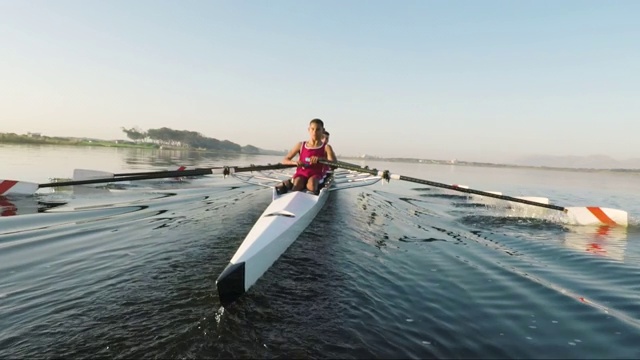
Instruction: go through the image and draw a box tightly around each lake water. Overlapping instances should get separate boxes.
[1,144,640,359]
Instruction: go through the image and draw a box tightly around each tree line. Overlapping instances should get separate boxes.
[121,127,260,154]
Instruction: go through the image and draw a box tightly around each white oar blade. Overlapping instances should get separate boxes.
[73,169,115,181]
[565,207,628,227]
[0,180,39,196]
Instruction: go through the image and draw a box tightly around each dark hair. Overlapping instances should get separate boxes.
[310,118,324,128]
[323,131,330,136]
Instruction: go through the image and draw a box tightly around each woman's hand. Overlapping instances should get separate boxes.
[308,156,319,164]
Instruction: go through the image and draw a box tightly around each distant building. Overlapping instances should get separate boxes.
[27,132,41,138]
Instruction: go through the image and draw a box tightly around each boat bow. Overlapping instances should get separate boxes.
[216,184,331,306]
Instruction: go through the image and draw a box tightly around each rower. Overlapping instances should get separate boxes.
[276,129,331,195]
[279,119,336,194]
[321,130,332,175]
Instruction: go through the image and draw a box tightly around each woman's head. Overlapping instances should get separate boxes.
[308,118,324,140]
[309,118,324,128]
[322,130,330,144]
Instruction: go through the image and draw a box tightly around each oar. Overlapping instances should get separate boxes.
[0,163,296,196]
[468,191,550,206]
[320,160,628,227]
[73,166,194,181]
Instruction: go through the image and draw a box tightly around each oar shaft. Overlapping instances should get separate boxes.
[113,170,187,177]
[391,174,566,211]
[110,167,227,177]
[40,163,297,189]
[76,166,227,180]
[320,160,566,212]
[39,168,215,188]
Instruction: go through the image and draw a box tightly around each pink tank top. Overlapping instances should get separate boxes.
[294,141,327,179]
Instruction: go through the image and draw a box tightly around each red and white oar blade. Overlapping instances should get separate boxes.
[565,207,628,227]
[73,169,115,181]
[0,180,39,196]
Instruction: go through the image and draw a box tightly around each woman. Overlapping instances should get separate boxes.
[279,119,336,194]
[276,127,331,195]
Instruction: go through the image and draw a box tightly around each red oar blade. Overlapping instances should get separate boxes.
[0,180,39,196]
[565,207,628,227]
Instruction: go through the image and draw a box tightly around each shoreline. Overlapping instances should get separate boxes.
[0,135,269,155]
[338,156,640,174]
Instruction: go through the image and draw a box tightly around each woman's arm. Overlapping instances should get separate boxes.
[308,144,336,164]
[325,144,337,162]
[282,142,303,166]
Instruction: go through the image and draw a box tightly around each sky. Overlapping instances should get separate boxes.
[1,0,639,164]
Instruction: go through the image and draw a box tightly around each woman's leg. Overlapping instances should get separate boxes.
[292,176,307,191]
[306,176,320,193]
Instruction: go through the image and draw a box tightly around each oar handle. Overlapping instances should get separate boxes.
[319,160,566,212]
[320,160,389,180]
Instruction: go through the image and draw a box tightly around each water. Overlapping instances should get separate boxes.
[1,144,640,359]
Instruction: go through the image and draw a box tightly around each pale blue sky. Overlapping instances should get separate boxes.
[1,0,638,163]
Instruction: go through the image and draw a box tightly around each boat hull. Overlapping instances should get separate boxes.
[216,178,332,307]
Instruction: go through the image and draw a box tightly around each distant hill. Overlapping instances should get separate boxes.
[258,148,286,156]
[513,154,640,170]
[0,131,286,156]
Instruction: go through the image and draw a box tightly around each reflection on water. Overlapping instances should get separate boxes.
[0,196,22,217]
[563,225,628,261]
[0,144,283,184]
[0,196,67,217]
[121,147,273,169]
[456,213,633,262]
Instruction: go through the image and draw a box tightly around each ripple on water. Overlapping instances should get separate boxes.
[2,181,640,359]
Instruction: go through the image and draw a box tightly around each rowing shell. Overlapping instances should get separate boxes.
[216,170,382,306]
[216,174,335,306]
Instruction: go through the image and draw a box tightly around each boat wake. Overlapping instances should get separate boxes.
[352,188,640,351]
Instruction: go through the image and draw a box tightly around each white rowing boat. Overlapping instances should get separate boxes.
[216,169,381,306]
